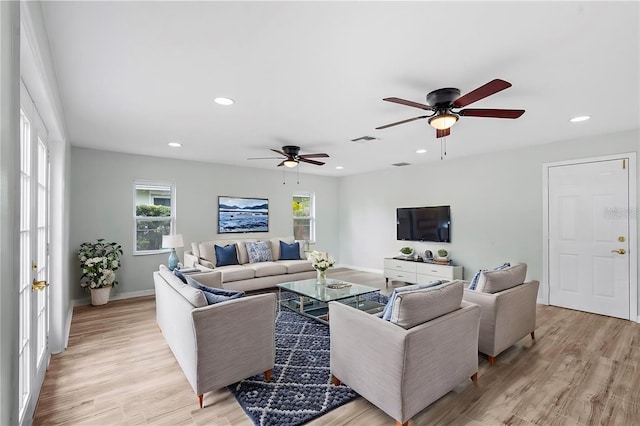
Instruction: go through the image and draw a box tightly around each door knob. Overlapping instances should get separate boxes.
[32,278,49,291]
[611,249,626,255]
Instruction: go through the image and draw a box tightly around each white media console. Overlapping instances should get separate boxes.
[384,257,463,287]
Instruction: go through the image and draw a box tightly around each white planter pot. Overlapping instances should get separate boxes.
[90,286,111,306]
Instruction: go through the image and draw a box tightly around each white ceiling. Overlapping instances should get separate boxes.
[40,1,639,177]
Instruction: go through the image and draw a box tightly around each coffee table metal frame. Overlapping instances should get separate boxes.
[277,278,384,324]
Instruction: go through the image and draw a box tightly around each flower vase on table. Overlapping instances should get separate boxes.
[308,250,335,286]
[316,269,327,285]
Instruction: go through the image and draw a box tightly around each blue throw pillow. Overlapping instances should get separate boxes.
[215,244,240,267]
[246,241,273,263]
[173,268,187,284]
[279,241,301,260]
[381,280,445,321]
[185,275,245,305]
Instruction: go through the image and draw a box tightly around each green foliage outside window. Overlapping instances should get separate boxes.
[136,204,171,251]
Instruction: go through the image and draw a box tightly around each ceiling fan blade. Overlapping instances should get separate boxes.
[436,128,451,138]
[453,79,512,107]
[299,153,329,159]
[383,97,434,111]
[459,108,525,119]
[376,115,429,130]
[299,158,325,166]
[276,160,286,167]
[271,149,287,156]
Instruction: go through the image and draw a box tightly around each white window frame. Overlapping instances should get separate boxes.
[293,192,315,243]
[133,180,175,255]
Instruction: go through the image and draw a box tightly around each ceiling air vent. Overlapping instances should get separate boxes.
[351,136,377,142]
[391,162,411,167]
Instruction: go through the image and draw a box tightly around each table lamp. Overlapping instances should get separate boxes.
[162,234,184,271]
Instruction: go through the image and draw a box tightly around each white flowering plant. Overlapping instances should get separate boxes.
[307,250,335,272]
[78,239,123,289]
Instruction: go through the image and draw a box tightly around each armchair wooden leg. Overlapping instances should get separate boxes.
[198,394,203,408]
[471,372,478,384]
[264,369,272,382]
[332,375,341,386]
[531,331,535,340]
[488,355,496,366]
[396,421,408,426]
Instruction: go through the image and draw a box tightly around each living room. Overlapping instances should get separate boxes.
[1,1,639,425]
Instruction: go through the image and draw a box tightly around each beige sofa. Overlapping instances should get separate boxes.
[183,236,315,292]
[153,266,276,407]
[462,263,540,365]
[329,281,481,426]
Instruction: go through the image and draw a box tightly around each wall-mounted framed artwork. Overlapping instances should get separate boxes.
[218,196,269,234]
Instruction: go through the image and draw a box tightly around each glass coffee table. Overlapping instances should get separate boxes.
[278,278,385,324]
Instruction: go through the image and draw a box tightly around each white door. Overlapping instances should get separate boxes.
[19,85,51,424]
[548,159,630,319]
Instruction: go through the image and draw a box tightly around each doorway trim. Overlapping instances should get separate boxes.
[542,153,638,323]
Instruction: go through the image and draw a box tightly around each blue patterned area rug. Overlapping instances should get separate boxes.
[229,292,387,426]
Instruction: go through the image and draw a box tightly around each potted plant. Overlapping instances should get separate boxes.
[400,246,414,257]
[436,249,449,262]
[78,238,123,306]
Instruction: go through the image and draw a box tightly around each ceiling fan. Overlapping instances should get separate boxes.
[376,79,525,138]
[248,145,329,167]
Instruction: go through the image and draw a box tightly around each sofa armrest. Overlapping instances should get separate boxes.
[191,293,276,394]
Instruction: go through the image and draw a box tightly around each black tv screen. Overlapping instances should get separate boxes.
[397,206,451,242]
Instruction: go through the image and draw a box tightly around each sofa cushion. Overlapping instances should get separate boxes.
[389,281,463,329]
[381,280,445,321]
[276,259,314,274]
[161,270,208,308]
[185,275,245,304]
[246,241,273,263]
[477,263,527,293]
[215,244,240,267]
[249,262,287,278]
[279,241,302,260]
[234,240,252,265]
[216,264,255,282]
[173,268,188,283]
[469,262,511,290]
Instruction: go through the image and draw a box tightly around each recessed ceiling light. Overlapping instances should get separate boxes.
[168,142,182,148]
[214,97,234,106]
[570,115,590,123]
[416,149,427,154]
[336,166,344,170]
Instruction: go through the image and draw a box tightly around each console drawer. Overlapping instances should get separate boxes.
[384,258,416,273]
[385,269,416,282]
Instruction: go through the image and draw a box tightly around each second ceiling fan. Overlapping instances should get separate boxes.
[376,79,525,138]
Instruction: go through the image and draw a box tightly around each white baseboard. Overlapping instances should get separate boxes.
[73,288,156,306]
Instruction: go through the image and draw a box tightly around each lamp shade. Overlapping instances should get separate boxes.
[162,234,184,249]
[283,159,299,168]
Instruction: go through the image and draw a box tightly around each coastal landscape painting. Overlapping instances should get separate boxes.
[218,196,269,233]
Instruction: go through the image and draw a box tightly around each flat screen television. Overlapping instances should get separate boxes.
[397,206,451,242]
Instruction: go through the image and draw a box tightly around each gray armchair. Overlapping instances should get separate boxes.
[462,263,539,365]
[329,281,480,426]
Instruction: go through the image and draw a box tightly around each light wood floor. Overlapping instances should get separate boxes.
[33,268,640,425]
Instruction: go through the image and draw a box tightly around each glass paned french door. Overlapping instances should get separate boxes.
[19,90,50,424]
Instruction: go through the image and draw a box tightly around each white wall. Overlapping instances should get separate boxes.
[69,147,339,301]
[338,129,640,313]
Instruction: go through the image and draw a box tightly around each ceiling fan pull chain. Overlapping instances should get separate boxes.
[297,166,300,184]
[282,166,286,185]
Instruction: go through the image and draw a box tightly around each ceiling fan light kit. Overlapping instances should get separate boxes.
[428,113,459,130]
[377,79,525,138]
[283,159,299,168]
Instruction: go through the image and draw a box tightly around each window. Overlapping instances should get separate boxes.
[134,181,175,254]
[292,192,315,243]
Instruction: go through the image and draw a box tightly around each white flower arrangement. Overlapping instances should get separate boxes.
[307,250,335,272]
[78,239,123,289]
